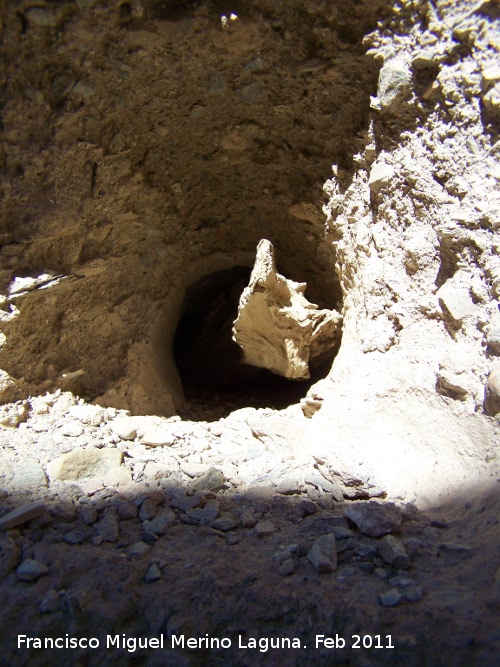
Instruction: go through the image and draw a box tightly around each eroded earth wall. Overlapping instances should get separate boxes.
[0,0,381,415]
[306,0,500,501]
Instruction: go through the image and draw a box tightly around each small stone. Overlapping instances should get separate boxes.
[51,502,77,521]
[0,502,45,530]
[143,461,174,481]
[369,161,395,194]
[296,499,317,518]
[68,404,108,426]
[275,478,302,495]
[73,80,95,98]
[255,521,276,537]
[142,508,176,535]
[438,542,472,554]
[17,559,49,582]
[332,526,355,540]
[142,490,165,507]
[140,428,176,447]
[403,537,426,560]
[40,589,63,613]
[274,549,293,565]
[193,467,226,492]
[110,416,143,440]
[484,367,500,416]
[0,369,17,400]
[245,486,274,502]
[140,531,159,543]
[482,64,500,85]
[226,533,242,545]
[60,421,84,437]
[404,586,423,602]
[236,82,267,104]
[412,50,436,70]
[103,465,133,488]
[46,448,123,482]
[245,56,266,72]
[377,58,412,110]
[128,541,151,557]
[25,8,59,27]
[378,588,403,607]
[63,528,88,545]
[486,327,500,354]
[179,514,199,525]
[343,501,402,537]
[117,502,138,520]
[187,500,220,525]
[305,472,331,493]
[388,575,414,588]
[91,535,102,546]
[211,516,238,532]
[138,500,156,522]
[144,563,161,583]
[329,481,344,503]
[278,559,295,576]
[307,534,337,573]
[378,535,410,569]
[205,73,226,94]
[436,282,473,322]
[168,491,199,512]
[81,506,97,525]
[483,84,500,118]
[0,536,21,577]
[0,403,28,427]
[96,512,119,542]
[180,462,209,478]
[374,567,388,580]
[241,511,257,528]
[355,542,378,559]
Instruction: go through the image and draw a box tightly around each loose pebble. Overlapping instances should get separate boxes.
[144,563,161,583]
[378,588,403,607]
[17,559,49,582]
[308,534,337,573]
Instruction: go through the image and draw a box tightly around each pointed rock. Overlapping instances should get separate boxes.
[232,240,341,379]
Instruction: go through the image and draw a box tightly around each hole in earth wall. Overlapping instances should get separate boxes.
[172,258,342,421]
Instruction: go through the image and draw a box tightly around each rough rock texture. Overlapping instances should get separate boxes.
[233,239,342,379]
[0,0,499,666]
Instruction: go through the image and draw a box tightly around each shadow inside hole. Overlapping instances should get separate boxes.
[173,266,340,420]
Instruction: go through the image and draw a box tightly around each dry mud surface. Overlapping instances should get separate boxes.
[1,0,500,666]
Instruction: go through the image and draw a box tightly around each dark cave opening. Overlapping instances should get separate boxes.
[173,266,338,420]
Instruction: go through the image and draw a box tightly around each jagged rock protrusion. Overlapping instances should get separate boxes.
[232,240,341,380]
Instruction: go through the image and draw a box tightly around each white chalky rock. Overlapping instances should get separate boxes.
[110,416,154,440]
[140,428,176,447]
[369,161,395,193]
[232,239,341,379]
[436,281,474,322]
[46,448,123,481]
[0,369,16,399]
[68,404,108,426]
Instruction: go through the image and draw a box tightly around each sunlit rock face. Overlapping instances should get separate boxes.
[233,240,342,380]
